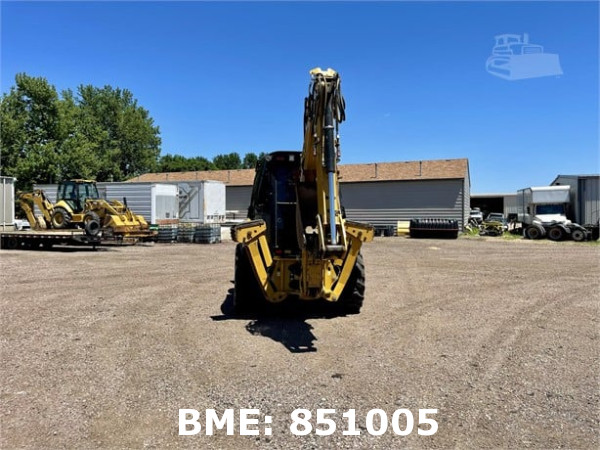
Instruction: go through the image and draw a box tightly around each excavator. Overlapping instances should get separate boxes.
[231,68,374,313]
[18,179,157,241]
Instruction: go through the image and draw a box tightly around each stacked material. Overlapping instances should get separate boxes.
[177,222,196,243]
[194,223,221,244]
[157,224,178,243]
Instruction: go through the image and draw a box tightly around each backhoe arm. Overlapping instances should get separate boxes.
[18,190,54,230]
[299,68,347,254]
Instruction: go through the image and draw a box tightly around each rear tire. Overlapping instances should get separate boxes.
[571,228,586,242]
[525,225,544,240]
[338,252,365,314]
[51,207,71,229]
[547,226,565,241]
[233,244,265,313]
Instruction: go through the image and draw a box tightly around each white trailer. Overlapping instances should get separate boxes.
[517,186,592,241]
[177,181,226,223]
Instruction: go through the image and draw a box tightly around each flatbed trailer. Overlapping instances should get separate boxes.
[0,229,101,250]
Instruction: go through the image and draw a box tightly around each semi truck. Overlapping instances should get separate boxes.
[517,186,594,241]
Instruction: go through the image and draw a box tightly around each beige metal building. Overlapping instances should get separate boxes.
[129,157,471,228]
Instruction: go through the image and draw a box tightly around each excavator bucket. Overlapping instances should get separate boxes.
[101,214,156,240]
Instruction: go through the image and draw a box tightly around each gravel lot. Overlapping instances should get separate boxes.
[1,237,599,449]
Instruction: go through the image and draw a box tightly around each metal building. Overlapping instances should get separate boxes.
[338,160,470,228]
[129,157,471,229]
[1,176,16,229]
[551,175,600,225]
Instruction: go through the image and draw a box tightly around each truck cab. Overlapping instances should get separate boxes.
[517,186,590,241]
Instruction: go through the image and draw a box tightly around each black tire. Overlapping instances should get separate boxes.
[233,244,265,313]
[525,225,544,240]
[547,226,565,241]
[571,228,586,242]
[84,211,101,237]
[51,207,72,229]
[338,252,366,314]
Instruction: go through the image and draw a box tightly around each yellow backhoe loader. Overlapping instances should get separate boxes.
[18,179,157,241]
[231,68,374,313]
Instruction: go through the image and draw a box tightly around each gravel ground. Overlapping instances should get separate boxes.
[1,237,599,449]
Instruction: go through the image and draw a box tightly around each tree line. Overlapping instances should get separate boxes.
[0,73,263,190]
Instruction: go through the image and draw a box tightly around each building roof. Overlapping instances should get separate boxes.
[551,174,600,185]
[127,157,469,186]
[471,193,516,198]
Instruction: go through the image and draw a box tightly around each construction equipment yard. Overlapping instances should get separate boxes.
[1,237,598,449]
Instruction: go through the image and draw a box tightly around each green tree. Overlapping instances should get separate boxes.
[77,85,161,181]
[213,152,242,170]
[0,73,62,189]
[0,73,162,189]
[242,152,259,169]
[188,156,215,171]
[158,154,215,172]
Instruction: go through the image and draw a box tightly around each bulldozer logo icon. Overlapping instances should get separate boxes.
[486,33,563,80]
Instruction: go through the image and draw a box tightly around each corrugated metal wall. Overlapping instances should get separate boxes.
[579,177,600,224]
[553,175,600,224]
[504,194,518,216]
[224,179,468,227]
[341,179,466,228]
[463,174,470,227]
[1,176,16,228]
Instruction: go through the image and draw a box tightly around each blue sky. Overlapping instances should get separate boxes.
[1,1,598,193]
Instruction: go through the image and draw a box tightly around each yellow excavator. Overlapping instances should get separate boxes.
[231,68,374,313]
[18,179,157,240]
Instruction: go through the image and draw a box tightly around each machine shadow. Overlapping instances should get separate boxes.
[211,287,350,353]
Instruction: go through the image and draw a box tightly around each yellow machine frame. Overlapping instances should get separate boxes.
[232,68,374,304]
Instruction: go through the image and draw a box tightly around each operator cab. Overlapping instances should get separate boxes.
[248,151,302,256]
[57,180,100,213]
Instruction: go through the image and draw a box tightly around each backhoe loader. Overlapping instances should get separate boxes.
[18,179,157,241]
[231,68,374,313]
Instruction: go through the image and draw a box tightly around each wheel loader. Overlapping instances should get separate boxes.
[231,68,374,313]
[18,179,157,241]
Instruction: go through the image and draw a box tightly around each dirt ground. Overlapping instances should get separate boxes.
[1,237,598,449]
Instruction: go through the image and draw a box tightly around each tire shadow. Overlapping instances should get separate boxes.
[211,287,351,353]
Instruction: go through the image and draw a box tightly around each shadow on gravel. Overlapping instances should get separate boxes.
[211,287,349,353]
